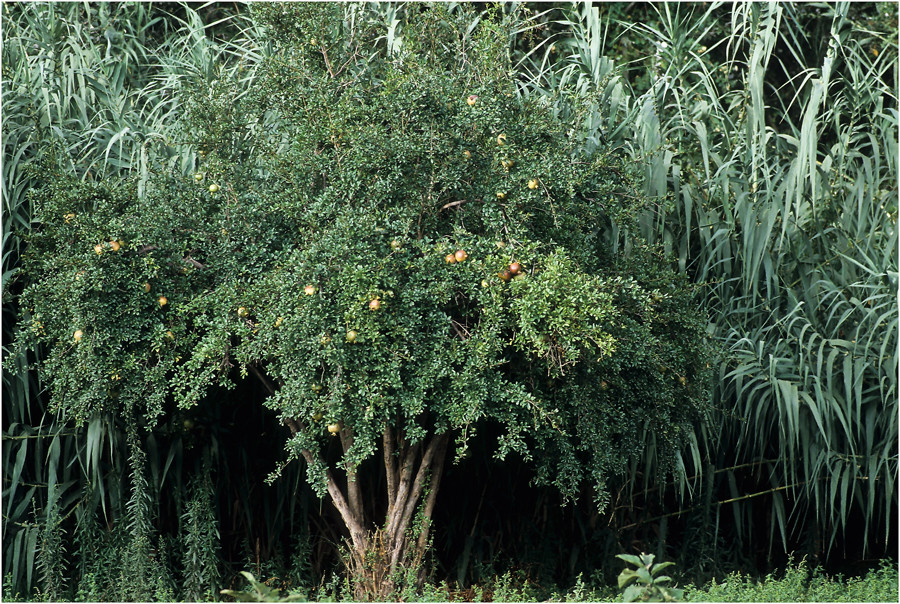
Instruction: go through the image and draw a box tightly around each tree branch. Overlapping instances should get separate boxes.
[389,433,449,573]
[248,363,276,395]
[413,434,450,574]
[439,199,467,212]
[398,433,448,542]
[386,440,420,539]
[384,425,398,518]
[340,425,366,528]
[299,447,368,553]
[183,255,207,269]
[284,417,302,435]
[252,363,304,438]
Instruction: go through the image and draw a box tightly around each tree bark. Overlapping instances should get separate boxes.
[413,434,449,579]
[252,360,453,600]
[386,432,450,575]
[297,447,369,554]
[388,439,420,532]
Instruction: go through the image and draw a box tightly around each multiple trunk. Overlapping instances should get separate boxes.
[285,419,450,600]
[253,363,450,599]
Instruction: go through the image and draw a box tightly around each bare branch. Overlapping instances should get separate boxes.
[389,433,449,573]
[439,199,467,212]
[398,433,448,540]
[284,417,301,435]
[451,319,470,340]
[413,434,450,576]
[385,441,420,540]
[320,47,335,78]
[248,363,276,395]
[219,343,233,371]
[183,255,207,269]
[299,447,368,553]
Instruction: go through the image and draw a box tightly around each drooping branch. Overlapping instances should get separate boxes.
[248,363,277,395]
[248,363,303,436]
[248,362,371,556]
[247,363,303,435]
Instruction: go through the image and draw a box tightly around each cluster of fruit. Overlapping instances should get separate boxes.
[442,244,526,285]
[444,249,468,264]
[194,171,220,194]
[497,261,524,282]
[93,239,124,254]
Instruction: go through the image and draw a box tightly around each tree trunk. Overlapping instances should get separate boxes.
[285,417,449,600]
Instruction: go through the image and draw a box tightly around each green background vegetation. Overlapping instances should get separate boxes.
[2,2,897,602]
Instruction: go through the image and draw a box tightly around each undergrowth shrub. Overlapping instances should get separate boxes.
[683,557,899,603]
[181,468,222,601]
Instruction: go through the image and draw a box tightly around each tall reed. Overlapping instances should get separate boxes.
[521,0,897,564]
[2,3,268,596]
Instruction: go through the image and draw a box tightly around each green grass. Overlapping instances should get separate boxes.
[416,559,899,603]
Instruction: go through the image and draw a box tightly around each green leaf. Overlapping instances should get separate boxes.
[623,585,645,603]
[618,568,640,589]
[616,553,645,567]
[650,561,675,576]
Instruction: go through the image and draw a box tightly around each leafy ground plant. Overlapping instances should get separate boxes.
[221,571,304,602]
[617,553,684,602]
